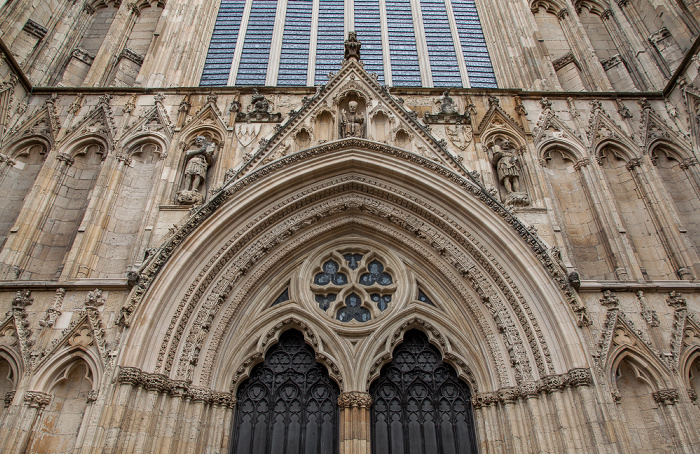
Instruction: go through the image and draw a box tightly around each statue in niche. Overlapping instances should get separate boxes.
[340,101,365,138]
[177,136,216,205]
[489,138,529,206]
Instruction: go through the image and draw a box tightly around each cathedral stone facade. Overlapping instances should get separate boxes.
[1,0,700,453]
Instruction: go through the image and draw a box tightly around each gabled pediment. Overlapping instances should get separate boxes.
[182,97,228,134]
[119,102,174,144]
[587,103,638,152]
[60,95,116,149]
[477,97,526,139]
[230,59,472,183]
[2,104,57,149]
[639,104,691,154]
[533,109,586,149]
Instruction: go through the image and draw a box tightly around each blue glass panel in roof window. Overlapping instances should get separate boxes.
[354,0,384,83]
[315,0,345,84]
[278,0,312,86]
[235,1,278,86]
[385,0,421,86]
[200,0,246,86]
[420,0,462,87]
[452,0,498,88]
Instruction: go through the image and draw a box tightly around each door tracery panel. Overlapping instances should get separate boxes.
[370,330,478,454]
[231,330,339,454]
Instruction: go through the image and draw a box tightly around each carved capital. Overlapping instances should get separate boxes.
[573,157,590,171]
[337,391,372,408]
[117,366,143,386]
[4,391,15,407]
[566,368,593,387]
[472,391,499,409]
[87,390,98,403]
[56,152,74,166]
[625,158,642,171]
[24,391,51,408]
[652,389,679,405]
[680,158,698,169]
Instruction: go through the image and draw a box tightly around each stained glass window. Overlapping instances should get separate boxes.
[315,0,345,84]
[385,0,422,86]
[278,0,312,85]
[354,0,384,83]
[235,0,278,85]
[452,0,497,87]
[200,0,245,86]
[421,0,462,87]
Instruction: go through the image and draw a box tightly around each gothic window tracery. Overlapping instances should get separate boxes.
[231,330,339,454]
[370,330,478,454]
[310,252,396,323]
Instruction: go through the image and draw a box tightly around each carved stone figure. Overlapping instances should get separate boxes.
[344,31,361,61]
[340,101,365,138]
[178,136,216,204]
[439,91,457,114]
[492,140,521,194]
[250,89,269,114]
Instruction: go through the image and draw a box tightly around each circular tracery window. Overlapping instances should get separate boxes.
[310,252,397,323]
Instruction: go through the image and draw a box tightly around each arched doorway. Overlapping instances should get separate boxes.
[370,330,478,454]
[231,330,339,454]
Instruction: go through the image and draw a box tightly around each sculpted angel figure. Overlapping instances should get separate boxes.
[491,139,521,194]
[340,101,365,138]
[183,136,216,193]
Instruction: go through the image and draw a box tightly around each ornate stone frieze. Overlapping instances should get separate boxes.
[120,48,144,66]
[116,366,235,407]
[337,392,372,408]
[471,368,593,408]
[552,52,576,71]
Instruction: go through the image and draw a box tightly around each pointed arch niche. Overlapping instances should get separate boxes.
[0,137,49,250]
[93,137,165,277]
[597,145,675,280]
[612,356,675,453]
[541,145,614,279]
[26,359,94,453]
[651,146,700,254]
[23,138,105,280]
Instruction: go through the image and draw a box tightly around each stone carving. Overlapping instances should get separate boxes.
[652,388,679,405]
[85,288,106,309]
[177,136,216,205]
[24,391,51,408]
[344,31,361,61]
[337,391,372,408]
[489,139,528,206]
[236,89,282,123]
[424,91,471,124]
[39,288,66,328]
[340,101,365,138]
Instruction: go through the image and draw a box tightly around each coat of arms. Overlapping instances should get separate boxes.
[235,123,261,147]
[446,123,473,150]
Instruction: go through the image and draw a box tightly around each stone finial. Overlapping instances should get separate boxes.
[12,290,33,309]
[85,289,106,309]
[344,32,361,61]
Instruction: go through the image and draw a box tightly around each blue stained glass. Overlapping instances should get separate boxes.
[452,0,497,87]
[385,0,421,86]
[200,0,246,86]
[354,0,384,83]
[278,0,312,85]
[235,1,278,85]
[315,0,345,84]
[421,0,462,87]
